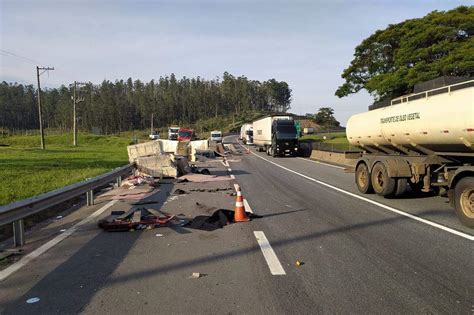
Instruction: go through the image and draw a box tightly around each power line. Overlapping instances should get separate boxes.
[1,49,77,82]
[1,49,41,64]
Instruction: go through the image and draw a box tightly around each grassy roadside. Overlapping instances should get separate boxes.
[299,132,361,152]
[299,132,347,142]
[0,133,129,206]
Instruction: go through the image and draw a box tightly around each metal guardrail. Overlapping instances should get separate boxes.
[390,79,474,105]
[0,163,135,246]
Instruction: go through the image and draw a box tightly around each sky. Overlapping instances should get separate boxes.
[0,0,469,125]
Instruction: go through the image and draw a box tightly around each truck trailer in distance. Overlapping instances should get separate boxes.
[210,130,223,143]
[253,115,299,157]
[346,78,474,227]
[240,123,253,145]
[168,126,180,140]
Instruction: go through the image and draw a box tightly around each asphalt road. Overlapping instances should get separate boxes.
[0,135,472,314]
[222,135,473,313]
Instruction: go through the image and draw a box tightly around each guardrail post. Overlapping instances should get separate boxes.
[13,219,25,247]
[116,176,122,187]
[86,190,94,206]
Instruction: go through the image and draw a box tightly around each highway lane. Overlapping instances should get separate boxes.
[0,159,283,314]
[227,135,473,236]
[223,135,473,313]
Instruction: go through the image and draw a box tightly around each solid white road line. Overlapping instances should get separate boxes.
[0,199,119,282]
[254,231,286,275]
[251,152,474,241]
[297,157,346,170]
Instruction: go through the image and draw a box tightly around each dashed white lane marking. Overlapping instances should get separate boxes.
[230,174,235,179]
[251,152,474,241]
[233,183,239,191]
[243,199,254,213]
[0,185,139,282]
[254,231,286,275]
[296,157,346,170]
[227,168,232,172]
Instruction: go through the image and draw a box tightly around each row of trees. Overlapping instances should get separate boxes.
[0,72,292,133]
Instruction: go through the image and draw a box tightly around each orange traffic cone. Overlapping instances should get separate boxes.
[234,185,250,222]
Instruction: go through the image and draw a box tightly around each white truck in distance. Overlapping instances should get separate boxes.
[168,126,180,140]
[346,78,474,227]
[210,130,222,143]
[240,123,253,144]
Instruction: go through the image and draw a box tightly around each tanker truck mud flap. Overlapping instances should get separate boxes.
[384,158,412,178]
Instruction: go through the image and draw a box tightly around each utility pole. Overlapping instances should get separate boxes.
[150,113,154,135]
[72,81,86,146]
[36,66,54,150]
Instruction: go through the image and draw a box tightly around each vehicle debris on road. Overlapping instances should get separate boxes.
[98,208,174,232]
[185,209,261,231]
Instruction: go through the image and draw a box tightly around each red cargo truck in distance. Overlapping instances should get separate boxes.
[177,128,195,141]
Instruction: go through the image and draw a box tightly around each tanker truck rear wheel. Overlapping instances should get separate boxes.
[371,162,396,197]
[454,177,474,228]
[355,163,373,194]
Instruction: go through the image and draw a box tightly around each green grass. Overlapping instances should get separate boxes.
[299,131,361,152]
[299,132,347,142]
[0,133,130,206]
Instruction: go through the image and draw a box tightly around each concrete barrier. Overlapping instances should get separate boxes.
[127,141,163,163]
[189,140,209,162]
[158,139,178,154]
[309,150,356,167]
[136,155,178,178]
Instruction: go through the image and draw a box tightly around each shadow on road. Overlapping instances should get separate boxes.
[99,208,467,286]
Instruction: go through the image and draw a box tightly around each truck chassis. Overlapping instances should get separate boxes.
[351,151,474,227]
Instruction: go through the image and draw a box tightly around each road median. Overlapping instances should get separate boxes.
[309,149,356,168]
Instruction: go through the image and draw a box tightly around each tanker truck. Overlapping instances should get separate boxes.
[346,78,473,227]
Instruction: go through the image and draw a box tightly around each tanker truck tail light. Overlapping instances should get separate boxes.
[466,128,474,132]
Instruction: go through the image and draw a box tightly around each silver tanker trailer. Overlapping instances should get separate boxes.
[346,78,473,227]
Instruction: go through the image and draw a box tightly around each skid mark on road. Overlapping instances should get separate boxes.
[251,152,474,241]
